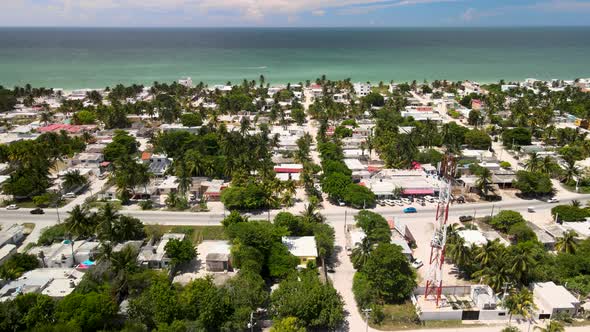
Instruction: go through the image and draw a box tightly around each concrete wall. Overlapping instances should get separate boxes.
[479,309,508,321]
[419,310,462,321]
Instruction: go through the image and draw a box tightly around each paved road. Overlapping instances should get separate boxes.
[4,193,589,226]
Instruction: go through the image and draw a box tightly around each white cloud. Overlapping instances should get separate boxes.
[312,9,326,16]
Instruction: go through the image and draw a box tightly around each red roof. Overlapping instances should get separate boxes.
[141,152,152,161]
[99,161,111,167]
[37,124,96,134]
[310,84,322,89]
[403,189,434,195]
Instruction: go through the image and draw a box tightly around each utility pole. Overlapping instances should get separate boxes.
[490,204,495,218]
[362,308,372,332]
[344,209,347,232]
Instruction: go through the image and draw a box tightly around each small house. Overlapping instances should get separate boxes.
[282,236,318,268]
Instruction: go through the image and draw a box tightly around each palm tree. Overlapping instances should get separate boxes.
[447,237,470,266]
[65,205,95,238]
[539,156,556,176]
[476,167,493,197]
[505,289,537,325]
[525,152,541,172]
[97,202,119,241]
[561,160,580,184]
[300,199,324,223]
[510,245,535,285]
[571,199,581,208]
[351,237,373,270]
[40,111,53,125]
[62,170,89,192]
[474,239,502,266]
[534,321,565,332]
[175,163,192,198]
[472,265,510,293]
[555,230,578,254]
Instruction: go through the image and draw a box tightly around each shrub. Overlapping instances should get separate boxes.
[490,210,526,233]
[551,205,590,222]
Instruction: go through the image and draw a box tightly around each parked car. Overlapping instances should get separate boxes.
[403,207,417,213]
[98,173,108,180]
[527,206,536,213]
[411,258,424,269]
[63,192,76,199]
[459,215,474,222]
[338,200,346,206]
[546,198,559,203]
[424,195,435,203]
[385,199,396,206]
[6,204,19,210]
[392,199,403,206]
[401,198,411,204]
[377,200,386,206]
[30,208,44,214]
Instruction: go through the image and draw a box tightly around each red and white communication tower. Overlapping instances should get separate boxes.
[424,154,455,307]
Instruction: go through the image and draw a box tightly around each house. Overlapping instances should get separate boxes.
[457,230,488,247]
[70,152,104,168]
[178,77,193,88]
[562,220,590,239]
[28,240,87,268]
[198,240,232,272]
[0,224,25,248]
[282,236,318,268]
[145,154,172,177]
[532,282,580,319]
[471,99,484,111]
[354,82,371,97]
[391,238,413,260]
[138,233,186,269]
[364,169,440,199]
[0,268,85,301]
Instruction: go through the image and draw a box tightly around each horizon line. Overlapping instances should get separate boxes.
[1,25,590,29]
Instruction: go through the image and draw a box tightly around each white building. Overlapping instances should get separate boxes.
[178,77,193,88]
[532,282,580,319]
[282,236,318,268]
[353,82,372,97]
[138,233,186,269]
[0,268,85,301]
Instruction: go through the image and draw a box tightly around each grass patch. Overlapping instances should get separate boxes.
[87,200,122,210]
[370,302,473,330]
[144,225,227,244]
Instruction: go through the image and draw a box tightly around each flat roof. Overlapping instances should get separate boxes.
[533,282,579,309]
[282,236,317,258]
[458,230,488,247]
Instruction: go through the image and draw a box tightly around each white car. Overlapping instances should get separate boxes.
[392,199,403,206]
[385,199,396,206]
[401,198,411,204]
[6,204,19,210]
[63,192,76,199]
[411,259,424,269]
[424,195,435,203]
[546,198,559,203]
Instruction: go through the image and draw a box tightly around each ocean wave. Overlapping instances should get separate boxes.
[242,66,268,70]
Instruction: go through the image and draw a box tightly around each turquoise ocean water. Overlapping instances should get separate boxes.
[0,27,589,89]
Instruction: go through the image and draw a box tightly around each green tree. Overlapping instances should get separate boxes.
[271,317,306,332]
[343,183,376,208]
[464,129,491,149]
[358,242,416,304]
[270,271,344,330]
[164,238,196,267]
[490,210,526,233]
[513,171,554,196]
[504,288,536,325]
[65,205,97,238]
[62,170,89,192]
[556,230,578,254]
[55,291,118,331]
[268,242,300,278]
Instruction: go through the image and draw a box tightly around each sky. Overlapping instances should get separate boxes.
[1,0,590,27]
